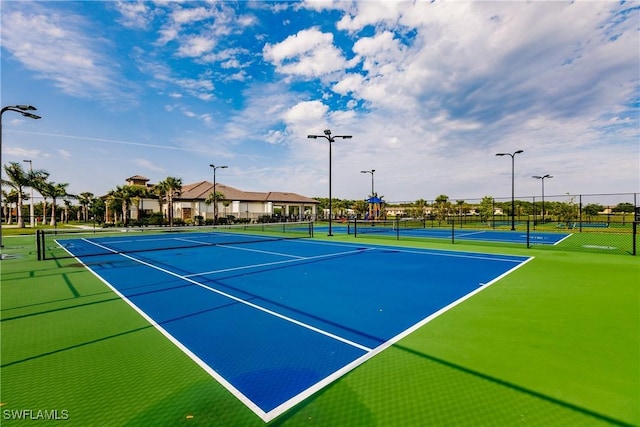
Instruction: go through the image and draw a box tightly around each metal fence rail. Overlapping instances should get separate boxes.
[350,218,638,256]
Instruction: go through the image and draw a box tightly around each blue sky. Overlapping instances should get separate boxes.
[1,0,638,203]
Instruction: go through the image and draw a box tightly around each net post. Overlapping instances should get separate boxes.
[40,229,47,260]
[396,217,400,240]
[451,219,455,244]
[354,219,358,238]
[36,229,41,261]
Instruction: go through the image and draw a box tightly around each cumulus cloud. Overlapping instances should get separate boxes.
[263,28,351,78]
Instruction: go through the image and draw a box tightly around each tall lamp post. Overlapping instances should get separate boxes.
[1,105,41,249]
[308,129,352,236]
[532,174,553,224]
[360,169,376,197]
[496,150,524,231]
[209,164,227,225]
[23,159,34,228]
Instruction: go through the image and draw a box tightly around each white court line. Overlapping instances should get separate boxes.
[80,238,373,354]
[291,238,527,263]
[554,233,574,246]
[71,236,534,422]
[186,247,372,278]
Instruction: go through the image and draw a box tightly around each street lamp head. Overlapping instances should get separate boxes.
[307,135,318,139]
[495,153,507,157]
[220,165,228,169]
[323,129,332,136]
[21,112,41,120]
[339,135,353,139]
[15,105,37,111]
[514,149,524,154]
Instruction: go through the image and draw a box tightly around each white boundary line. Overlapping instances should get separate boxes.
[65,236,533,422]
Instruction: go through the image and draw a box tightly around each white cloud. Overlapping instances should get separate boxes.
[177,35,217,58]
[114,0,151,29]
[134,158,166,173]
[1,4,133,104]
[263,28,350,78]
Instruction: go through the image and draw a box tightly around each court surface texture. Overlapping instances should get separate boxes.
[62,234,530,422]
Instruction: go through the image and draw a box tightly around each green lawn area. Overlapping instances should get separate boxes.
[1,232,638,426]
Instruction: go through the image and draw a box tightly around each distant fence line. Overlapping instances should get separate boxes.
[384,192,639,223]
[347,218,638,256]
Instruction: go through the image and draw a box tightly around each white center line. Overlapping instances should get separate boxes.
[81,238,373,353]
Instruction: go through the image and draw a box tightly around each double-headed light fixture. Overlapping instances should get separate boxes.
[360,169,376,197]
[495,150,524,231]
[308,129,352,236]
[532,174,553,223]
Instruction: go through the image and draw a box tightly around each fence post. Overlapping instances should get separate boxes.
[633,221,637,256]
[527,220,530,249]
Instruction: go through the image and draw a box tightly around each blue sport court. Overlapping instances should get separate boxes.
[52,226,531,422]
[340,222,571,245]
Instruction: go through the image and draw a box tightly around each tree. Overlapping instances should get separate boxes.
[478,196,495,223]
[106,185,136,226]
[2,162,47,228]
[434,194,450,222]
[127,185,150,223]
[583,204,604,220]
[413,199,428,218]
[2,189,22,224]
[612,202,634,213]
[156,177,182,226]
[77,192,94,222]
[205,190,226,222]
[42,182,71,226]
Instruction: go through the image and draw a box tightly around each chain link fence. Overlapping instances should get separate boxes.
[373,192,639,256]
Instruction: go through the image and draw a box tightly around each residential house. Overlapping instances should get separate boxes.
[107,176,319,223]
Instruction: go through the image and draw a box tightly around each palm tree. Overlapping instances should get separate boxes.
[2,189,22,224]
[435,194,451,223]
[44,182,70,226]
[157,177,182,226]
[106,185,136,226]
[2,162,47,228]
[77,192,94,222]
[152,182,168,224]
[127,185,149,223]
[205,190,225,223]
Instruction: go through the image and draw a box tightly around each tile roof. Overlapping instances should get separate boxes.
[176,181,319,204]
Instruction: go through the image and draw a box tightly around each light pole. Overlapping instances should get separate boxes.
[1,105,41,248]
[23,159,34,228]
[360,169,375,197]
[532,174,552,224]
[496,150,524,231]
[308,129,352,236]
[209,164,227,225]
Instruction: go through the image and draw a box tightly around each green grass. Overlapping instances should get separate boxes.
[1,233,638,426]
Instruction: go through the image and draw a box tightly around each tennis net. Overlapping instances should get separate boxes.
[348,219,426,236]
[36,221,314,260]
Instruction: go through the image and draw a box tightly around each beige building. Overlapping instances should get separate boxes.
[117,175,319,223]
